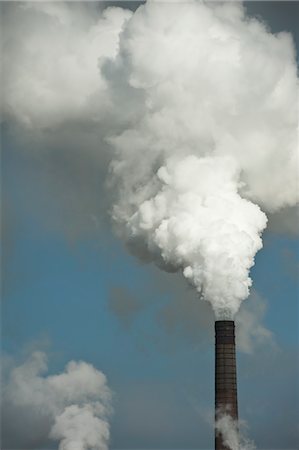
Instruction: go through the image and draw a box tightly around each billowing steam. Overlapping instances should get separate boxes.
[112,154,267,318]
[2,1,297,318]
[3,0,299,312]
[107,0,298,318]
[2,352,112,450]
[2,0,298,315]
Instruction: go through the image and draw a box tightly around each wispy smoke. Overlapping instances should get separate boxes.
[2,352,112,450]
[107,0,298,318]
[216,411,256,450]
[236,291,276,354]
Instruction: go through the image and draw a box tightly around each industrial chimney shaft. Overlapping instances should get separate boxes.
[215,320,238,450]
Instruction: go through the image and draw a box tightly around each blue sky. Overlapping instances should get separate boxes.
[1,2,299,449]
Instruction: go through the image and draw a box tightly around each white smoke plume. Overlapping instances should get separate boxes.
[112,154,267,318]
[216,412,256,450]
[107,0,298,318]
[2,352,112,450]
[1,0,298,318]
[1,2,132,129]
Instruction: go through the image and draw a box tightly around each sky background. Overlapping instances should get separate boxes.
[1,1,299,450]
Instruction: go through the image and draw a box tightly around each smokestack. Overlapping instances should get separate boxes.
[215,320,238,450]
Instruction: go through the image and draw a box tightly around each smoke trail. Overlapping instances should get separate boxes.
[2,352,112,450]
[107,0,298,318]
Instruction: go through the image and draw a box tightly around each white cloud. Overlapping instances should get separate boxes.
[2,352,112,450]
